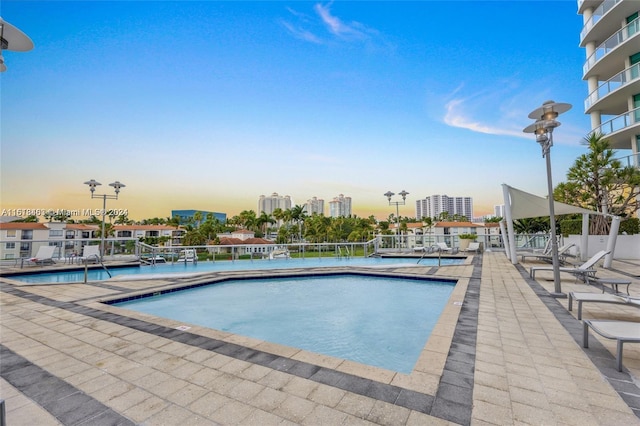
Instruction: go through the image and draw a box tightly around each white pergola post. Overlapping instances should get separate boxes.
[604,216,620,268]
[502,184,518,264]
[581,213,589,261]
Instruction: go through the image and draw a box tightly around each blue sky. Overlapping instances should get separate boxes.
[1,1,594,221]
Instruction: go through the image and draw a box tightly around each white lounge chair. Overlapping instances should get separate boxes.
[179,249,197,262]
[521,243,574,263]
[568,292,640,320]
[79,245,101,263]
[434,242,459,254]
[20,245,56,267]
[529,250,610,281]
[583,319,640,371]
[462,242,481,254]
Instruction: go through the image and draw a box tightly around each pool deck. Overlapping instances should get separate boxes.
[1,252,640,425]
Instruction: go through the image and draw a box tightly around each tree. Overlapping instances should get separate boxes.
[12,215,38,222]
[115,214,132,225]
[289,205,307,242]
[238,210,257,231]
[555,133,640,234]
[256,212,275,237]
[193,211,203,227]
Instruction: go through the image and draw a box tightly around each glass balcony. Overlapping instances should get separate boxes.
[580,0,621,42]
[583,18,639,76]
[585,63,640,110]
[616,152,640,168]
[589,106,640,137]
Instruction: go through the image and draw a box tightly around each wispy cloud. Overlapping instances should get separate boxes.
[442,82,552,139]
[314,2,371,40]
[444,97,526,138]
[442,83,587,146]
[282,2,379,44]
[281,21,323,44]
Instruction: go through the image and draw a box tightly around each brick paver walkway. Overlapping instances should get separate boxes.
[1,252,639,425]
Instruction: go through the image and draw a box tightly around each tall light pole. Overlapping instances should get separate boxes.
[84,179,125,259]
[523,100,571,298]
[384,190,409,250]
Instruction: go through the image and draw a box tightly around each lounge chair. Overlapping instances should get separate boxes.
[178,249,197,263]
[529,250,610,281]
[462,242,481,254]
[79,245,101,263]
[568,292,640,320]
[20,245,56,267]
[521,243,575,263]
[435,242,458,254]
[583,319,640,371]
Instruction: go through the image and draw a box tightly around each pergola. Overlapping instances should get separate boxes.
[501,184,619,268]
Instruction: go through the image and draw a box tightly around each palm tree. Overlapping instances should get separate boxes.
[115,214,132,225]
[256,212,275,237]
[193,211,203,227]
[289,205,307,242]
[238,210,258,231]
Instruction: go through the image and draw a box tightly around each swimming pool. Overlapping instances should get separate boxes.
[114,274,455,373]
[6,256,462,284]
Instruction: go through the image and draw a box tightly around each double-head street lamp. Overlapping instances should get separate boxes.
[523,100,571,298]
[84,179,125,259]
[384,190,409,249]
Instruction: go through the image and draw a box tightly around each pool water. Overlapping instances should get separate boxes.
[8,256,461,284]
[114,274,455,373]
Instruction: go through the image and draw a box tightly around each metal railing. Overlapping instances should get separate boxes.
[580,0,622,41]
[616,152,640,168]
[583,18,639,76]
[1,233,568,266]
[588,106,640,138]
[584,63,640,110]
[134,239,378,263]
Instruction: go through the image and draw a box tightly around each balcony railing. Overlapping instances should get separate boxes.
[588,106,640,137]
[583,18,639,76]
[616,152,640,168]
[585,63,640,110]
[580,0,621,42]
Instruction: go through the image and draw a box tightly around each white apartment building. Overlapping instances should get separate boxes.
[258,193,292,215]
[0,222,185,260]
[328,194,352,218]
[579,0,639,163]
[304,196,324,215]
[416,195,474,221]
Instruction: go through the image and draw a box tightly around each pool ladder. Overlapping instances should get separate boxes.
[83,255,111,283]
[337,246,350,259]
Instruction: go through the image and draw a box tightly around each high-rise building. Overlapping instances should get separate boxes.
[494,204,505,218]
[328,194,352,218]
[416,195,473,221]
[579,1,639,161]
[304,197,324,215]
[258,193,292,215]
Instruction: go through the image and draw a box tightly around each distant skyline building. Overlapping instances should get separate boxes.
[304,196,324,215]
[494,204,505,218]
[258,193,292,215]
[415,195,473,221]
[171,209,226,224]
[328,194,352,218]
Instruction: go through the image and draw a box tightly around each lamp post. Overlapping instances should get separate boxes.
[84,179,125,259]
[384,190,409,250]
[523,100,571,298]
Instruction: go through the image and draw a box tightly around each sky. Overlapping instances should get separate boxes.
[1,1,597,222]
